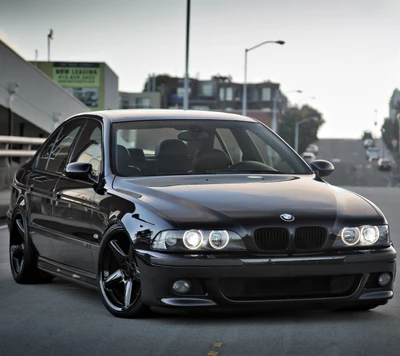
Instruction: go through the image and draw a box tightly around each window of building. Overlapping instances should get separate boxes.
[135,97,151,108]
[262,87,271,101]
[177,87,191,97]
[226,87,233,101]
[200,83,213,97]
[219,87,225,101]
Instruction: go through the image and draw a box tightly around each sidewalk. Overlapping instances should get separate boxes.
[0,190,10,219]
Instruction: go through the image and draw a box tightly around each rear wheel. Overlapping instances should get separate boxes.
[9,210,53,284]
[98,227,150,318]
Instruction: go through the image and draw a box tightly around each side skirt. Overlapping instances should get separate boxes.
[38,257,98,290]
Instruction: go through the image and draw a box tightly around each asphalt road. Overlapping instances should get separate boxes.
[0,186,399,356]
[316,139,392,186]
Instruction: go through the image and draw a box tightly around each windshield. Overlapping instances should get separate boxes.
[111,119,311,177]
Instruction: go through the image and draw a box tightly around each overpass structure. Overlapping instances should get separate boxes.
[0,40,89,137]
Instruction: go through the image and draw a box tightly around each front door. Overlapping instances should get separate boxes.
[53,119,103,274]
[26,120,83,261]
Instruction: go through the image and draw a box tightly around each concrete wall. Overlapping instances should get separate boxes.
[104,64,119,110]
[0,40,89,134]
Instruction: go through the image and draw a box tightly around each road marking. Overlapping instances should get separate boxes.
[207,342,223,356]
[0,225,8,230]
[332,158,341,163]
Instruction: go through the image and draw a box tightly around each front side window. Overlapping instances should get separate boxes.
[35,119,83,173]
[69,120,103,177]
[111,119,311,177]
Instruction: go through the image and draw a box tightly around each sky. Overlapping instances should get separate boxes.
[1,0,400,138]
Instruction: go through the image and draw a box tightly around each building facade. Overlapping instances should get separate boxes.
[119,91,161,109]
[142,75,287,129]
[33,61,119,110]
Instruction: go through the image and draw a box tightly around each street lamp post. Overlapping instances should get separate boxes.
[294,117,318,152]
[47,29,54,62]
[242,40,284,116]
[7,83,20,136]
[183,0,190,110]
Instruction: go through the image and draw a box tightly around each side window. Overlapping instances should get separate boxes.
[216,128,242,164]
[35,120,83,173]
[69,120,103,177]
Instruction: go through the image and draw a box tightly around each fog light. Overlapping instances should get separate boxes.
[378,273,391,287]
[172,280,191,294]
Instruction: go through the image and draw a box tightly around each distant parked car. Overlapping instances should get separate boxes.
[362,131,373,141]
[378,158,392,171]
[364,139,374,148]
[366,147,379,161]
[302,152,316,164]
[306,144,318,155]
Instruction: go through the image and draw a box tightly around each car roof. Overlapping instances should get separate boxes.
[70,109,258,124]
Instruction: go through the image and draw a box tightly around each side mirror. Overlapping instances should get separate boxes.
[65,162,93,181]
[310,159,335,177]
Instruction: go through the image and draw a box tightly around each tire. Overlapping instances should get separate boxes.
[9,209,53,284]
[97,225,150,318]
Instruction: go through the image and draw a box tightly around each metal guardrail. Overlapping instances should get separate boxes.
[0,135,45,167]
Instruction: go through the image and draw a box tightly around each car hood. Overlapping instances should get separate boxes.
[112,174,384,233]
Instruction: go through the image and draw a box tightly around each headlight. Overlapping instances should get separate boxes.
[183,230,203,250]
[209,230,229,249]
[335,225,390,248]
[341,227,360,246]
[151,229,246,251]
[360,226,379,245]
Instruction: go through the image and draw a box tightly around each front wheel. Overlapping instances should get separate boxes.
[97,227,150,318]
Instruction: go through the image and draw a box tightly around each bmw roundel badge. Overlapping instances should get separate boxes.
[280,213,295,222]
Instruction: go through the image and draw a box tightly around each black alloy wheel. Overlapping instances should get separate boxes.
[98,229,149,318]
[9,210,53,284]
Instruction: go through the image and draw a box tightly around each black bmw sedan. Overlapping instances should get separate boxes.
[7,110,396,318]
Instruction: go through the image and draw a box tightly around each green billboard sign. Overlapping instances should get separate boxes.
[52,63,101,108]
[52,62,100,88]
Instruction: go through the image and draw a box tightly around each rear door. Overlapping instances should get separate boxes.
[27,119,83,260]
[53,119,103,273]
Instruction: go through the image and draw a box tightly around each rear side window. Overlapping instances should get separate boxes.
[35,119,83,173]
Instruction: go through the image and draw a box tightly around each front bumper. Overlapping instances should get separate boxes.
[136,246,396,309]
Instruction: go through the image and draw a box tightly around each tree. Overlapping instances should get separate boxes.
[381,118,398,152]
[142,74,171,92]
[278,105,325,153]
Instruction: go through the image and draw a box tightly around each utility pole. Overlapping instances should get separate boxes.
[47,29,54,61]
[183,0,190,110]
